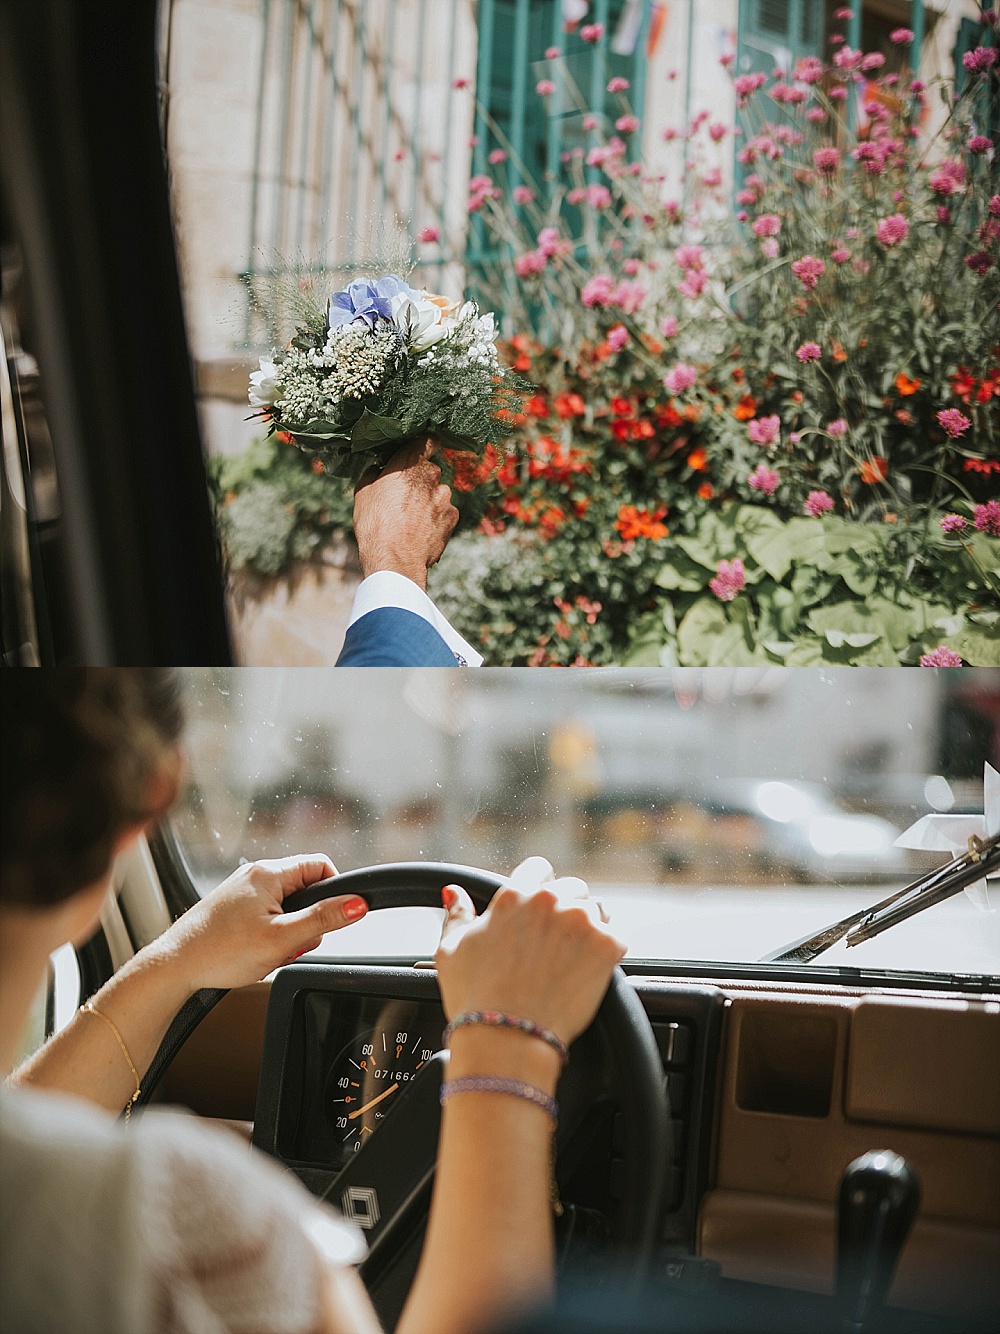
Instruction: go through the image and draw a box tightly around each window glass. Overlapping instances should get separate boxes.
[170,668,999,976]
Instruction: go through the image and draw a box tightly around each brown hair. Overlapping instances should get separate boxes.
[1,669,184,907]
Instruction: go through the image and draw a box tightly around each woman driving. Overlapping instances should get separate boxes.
[0,670,626,1334]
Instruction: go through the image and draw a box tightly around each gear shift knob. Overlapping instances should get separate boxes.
[836,1150,921,1334]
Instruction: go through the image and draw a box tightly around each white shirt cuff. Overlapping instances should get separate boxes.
[347,571,484,667]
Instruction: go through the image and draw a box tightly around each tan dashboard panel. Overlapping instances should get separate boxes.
[159,982,270,1120]
[699,1190,1000,1316]
[846,997,1000,1136]
[703,989,1000,1313]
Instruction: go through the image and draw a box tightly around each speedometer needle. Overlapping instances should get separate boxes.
[348,1083,399,1119]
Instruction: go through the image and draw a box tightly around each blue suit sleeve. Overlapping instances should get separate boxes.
[335,607,458,667]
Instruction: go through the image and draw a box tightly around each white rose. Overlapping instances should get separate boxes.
[248,355,278,407]
[390,291,454,353]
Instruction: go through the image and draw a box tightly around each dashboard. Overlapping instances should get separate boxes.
[240,963,999,1332]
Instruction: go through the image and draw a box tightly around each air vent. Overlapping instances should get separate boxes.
[759,0,791,37]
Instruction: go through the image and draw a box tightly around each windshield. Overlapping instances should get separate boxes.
[169,668,1000,979]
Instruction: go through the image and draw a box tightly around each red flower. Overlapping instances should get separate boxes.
[733,394,758,421]
[524,394,550,417]
[860,456,889,484]
[697,483,715,500]
[611,396,635,417]
[615,504,669,540]
[687,447,708,471]
[554,392,586,418]
[656,402,685,430]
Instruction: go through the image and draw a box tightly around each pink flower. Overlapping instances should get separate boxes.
[974,501,1000,537]
[936,408,972,438]
[937,206,951,226]
[861,52,885,71]
[675,244,704,271]
[580,273,615,307]
[920,647,963,667]
[678,269,708,300]
[814,147,841,173]
[990,195,1000,218]
[829,85,848,99]
[537,226,567,257]
[965,250,994,276]
[586,183,612,209]
[748,415,781,447]
[615,114,640,134]
[607,324,629,352]
[660,315,679,338]
[514,250,547,277]
[417,226,440,243]
[968,135,992,155]
[747,464,780,496]
[607,76,630,93]
[702,166,723,187]
[796,342,822,363]
[582,114,599,132]
[664,363,698,394]
[760,238,780,259]
[891,27,914,44]
[736,188,757,205]
[544,45,560,59]
[752,213,782,237]
[611,280,647,314]
[939,513,968,533]
[623,258,641,276]
[827,419,849,438]
[733,72,767,102]
[807,108,828,123]
[536,79,556,96]
[833,45,863,71]
[833,7,854,18]
[580,23,605,43]
[804,490,835,516]
[709,122,727,141]
[709,559,747,602]
[488,148,507,164]
[831,246,851,263]
[795,56,824,84]
[876,214,909,247]
[963,47,998,74]
[792,255,826,290]
[452,77,470,89]
[513,185,535,204]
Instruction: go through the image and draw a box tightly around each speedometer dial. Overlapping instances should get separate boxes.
[325,1022,438,1159]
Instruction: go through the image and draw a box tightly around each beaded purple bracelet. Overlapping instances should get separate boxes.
[443,1011,569,1065]
[440,1075,559,1122]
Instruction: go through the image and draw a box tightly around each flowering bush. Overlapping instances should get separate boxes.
[431,20,999,665]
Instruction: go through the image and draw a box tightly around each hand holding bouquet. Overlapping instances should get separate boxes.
[248,275,524,479]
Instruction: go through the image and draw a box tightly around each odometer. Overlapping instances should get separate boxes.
[325,1023,437,1159]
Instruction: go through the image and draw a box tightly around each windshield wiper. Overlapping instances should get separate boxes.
[760,833,1000,964]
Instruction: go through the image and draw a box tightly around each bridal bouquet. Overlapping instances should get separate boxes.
[248,275,523,478]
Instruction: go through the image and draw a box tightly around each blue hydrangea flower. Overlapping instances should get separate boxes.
[328,276,414,330]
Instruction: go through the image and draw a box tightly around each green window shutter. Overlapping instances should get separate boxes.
[469,0,648,277]
[736,0,824,79]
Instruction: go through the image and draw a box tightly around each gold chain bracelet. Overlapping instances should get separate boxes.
[81,1002,142,1123]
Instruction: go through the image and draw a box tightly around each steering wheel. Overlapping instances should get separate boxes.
[139,862,669,1269]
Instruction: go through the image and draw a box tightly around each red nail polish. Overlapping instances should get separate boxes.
[343,896,367,920]
[442,886,457,909]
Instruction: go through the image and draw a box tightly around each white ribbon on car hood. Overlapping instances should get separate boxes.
[894,762,998,911]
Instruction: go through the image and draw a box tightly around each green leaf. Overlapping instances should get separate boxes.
[349,409,407,450]
[741,512,827,582]
[288,421,351,442]
[677,598,768,666]
[825,630,881,649]
[655,549,713,591]
[950,623,1000,667]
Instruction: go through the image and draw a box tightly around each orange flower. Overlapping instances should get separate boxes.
[894,371,921,396]
[615,504,669,541]
[512,353,532,371]
[683,402,702,423]
[832,342,848,363]
[524,393,549,417]
[554,392,586,418]
[687,447,708,471]
[733,394,758,421]
[697,483,715,500]
[310,456,325,475]
[860,456,889,484]
[277,430,295,444]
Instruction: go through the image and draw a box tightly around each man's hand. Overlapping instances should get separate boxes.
[353,439,459,590]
